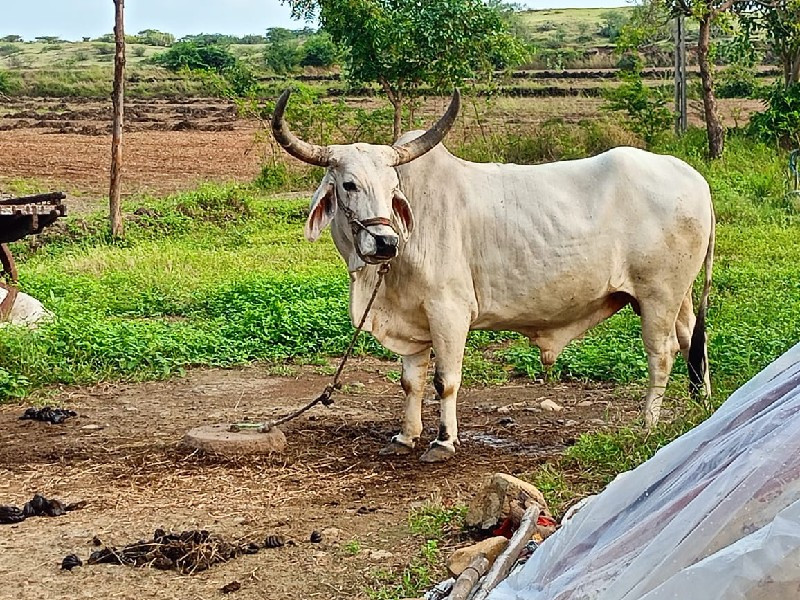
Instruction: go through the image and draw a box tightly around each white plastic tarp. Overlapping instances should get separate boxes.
[490,341,800,600]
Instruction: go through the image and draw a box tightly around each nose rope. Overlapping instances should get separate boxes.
[337,201,400,239]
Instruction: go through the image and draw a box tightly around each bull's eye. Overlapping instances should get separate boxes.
[343,181,357,192]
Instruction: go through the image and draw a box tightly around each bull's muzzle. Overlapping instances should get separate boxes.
[359,232,399,263]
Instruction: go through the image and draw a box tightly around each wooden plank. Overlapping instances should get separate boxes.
[0,192,66,206]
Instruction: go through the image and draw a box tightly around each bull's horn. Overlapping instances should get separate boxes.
[271,89,331,167]
[392,89,461,166]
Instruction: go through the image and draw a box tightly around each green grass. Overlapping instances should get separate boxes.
[408,502,467,540]
[367,500,466,599]
[342,539,362,556]
[368,540,441,600]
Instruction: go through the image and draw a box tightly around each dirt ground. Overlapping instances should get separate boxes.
[0,359,639,599]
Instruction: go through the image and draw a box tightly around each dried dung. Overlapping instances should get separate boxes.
[61,554,83,571]
[19,406,77,424]
[221,581,241,594]
[0,494,84,525]
[264,535,285,548]
[86,528,263,574]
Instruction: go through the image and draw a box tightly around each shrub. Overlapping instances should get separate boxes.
[0,70,21,95]
[717,64,759,98]
[0,43,21,57]
[300,33,339,67]
[265,40,301,74]
[93,43,115,56]
[153,42,237,73]
[603,73,672,145]
[748,83,800,149]
[598,10,629,41]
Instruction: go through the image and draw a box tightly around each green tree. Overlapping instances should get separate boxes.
[628,0,763,159]
[265,40,301,74]
[738,0,800,87]
[283,0,524,140]
[1,35,23,43]
[604,70,673,144]
[598,10,630,41]
[136,29,175,47]
[299,32,339,67]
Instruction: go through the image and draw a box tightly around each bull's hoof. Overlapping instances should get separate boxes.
[379,437,415,456]
[419,441,456,463]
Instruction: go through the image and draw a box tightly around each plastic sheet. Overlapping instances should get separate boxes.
[490,341,800,600]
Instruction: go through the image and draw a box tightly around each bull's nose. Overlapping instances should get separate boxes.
[374,234,398,259]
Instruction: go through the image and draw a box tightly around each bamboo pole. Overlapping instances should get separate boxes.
[109,0,125,238]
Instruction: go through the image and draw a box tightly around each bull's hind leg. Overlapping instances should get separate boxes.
[420,313,470,463]
[640,298,682,429]
[380,348,431,455]
[675,292,695,364]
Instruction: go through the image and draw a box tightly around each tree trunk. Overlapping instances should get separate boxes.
[392,99,402,142]
[697,12,725,159]
[110,0,126,238]
[380,78,403,142]
[788,47,800,86]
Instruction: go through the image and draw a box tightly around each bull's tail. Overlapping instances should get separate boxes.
[689,201,715,398]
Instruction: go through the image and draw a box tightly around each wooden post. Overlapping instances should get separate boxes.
[674,14,687,135]
[109,0,125,238]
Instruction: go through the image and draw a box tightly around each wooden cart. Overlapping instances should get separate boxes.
[0,192,67,320]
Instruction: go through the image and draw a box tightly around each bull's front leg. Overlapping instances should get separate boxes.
[379,348,431,455]
[420,315,469,463]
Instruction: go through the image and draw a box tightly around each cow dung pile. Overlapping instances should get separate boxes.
[19,406,77,425]
[84,529,268,574]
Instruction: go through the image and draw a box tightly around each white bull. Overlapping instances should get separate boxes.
[272,90,715,463]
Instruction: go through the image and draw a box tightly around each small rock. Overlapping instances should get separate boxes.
[368,549,394,561]
[81,424,104,431]
[466,473,549,530]
[349,382,366,392]
[310,530,323,543]
[446,536,509,576]
[497,417,515,427]
[496,405,512,414]
[540,399,563,412]
[576,400,593,408]
[589,418,606,426]
[564,420,578,427]
[61,554,82,571]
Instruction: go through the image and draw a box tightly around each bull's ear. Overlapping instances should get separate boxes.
[305,174,336,241]
[392,189,414,240]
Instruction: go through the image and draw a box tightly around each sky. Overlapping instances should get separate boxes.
[0,1,631,41]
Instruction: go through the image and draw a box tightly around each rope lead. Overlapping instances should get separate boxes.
[252,262,392,432]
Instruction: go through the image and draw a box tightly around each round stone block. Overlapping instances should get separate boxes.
[181,424,287,455]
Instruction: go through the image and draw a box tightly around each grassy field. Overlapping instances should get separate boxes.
[0,40,267,69]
